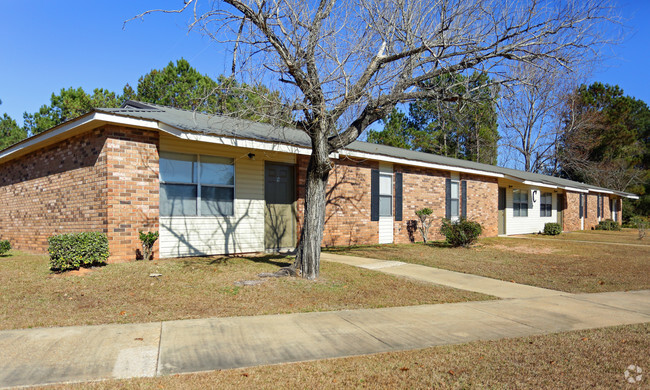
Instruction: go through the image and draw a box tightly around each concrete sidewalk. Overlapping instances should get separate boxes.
[321,253,563,298]
[1,290,649,388]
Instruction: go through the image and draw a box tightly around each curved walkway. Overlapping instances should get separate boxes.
[321,253,563,299]
[1,256,649,388]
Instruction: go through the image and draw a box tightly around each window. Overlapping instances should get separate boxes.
[513,189,528,217]
[540,192,552,217]
[450,180,460,218]
[160,152,234,217]
[379,172,392,217]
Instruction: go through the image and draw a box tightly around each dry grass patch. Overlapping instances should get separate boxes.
[44,323,650,389]
[526,228,650,246]
[327,234,650,293]
[0,251,490,330]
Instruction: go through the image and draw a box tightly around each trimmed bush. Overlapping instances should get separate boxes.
[595,219,621,231]
[543,222,562,236]
[0,240,11,255]
[139,231,159,260]
[48,232,109,271]
[440,218,483,247]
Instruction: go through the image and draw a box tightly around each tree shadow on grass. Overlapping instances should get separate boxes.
[179,254,292,269]
[244,254,293,268]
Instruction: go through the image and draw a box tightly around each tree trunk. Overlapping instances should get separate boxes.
[293,138,332,280]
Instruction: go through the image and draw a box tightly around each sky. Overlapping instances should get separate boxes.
[1,1,649,127]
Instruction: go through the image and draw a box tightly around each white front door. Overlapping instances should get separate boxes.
[378,164,393,244]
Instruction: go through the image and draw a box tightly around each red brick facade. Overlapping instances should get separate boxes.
[297,155,381,247]
[562,191,621,232]
[296,156,499,246]
[0,126,159,262]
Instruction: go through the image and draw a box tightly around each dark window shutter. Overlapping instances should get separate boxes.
[445,178,452,219]
[395,172,403,221]
[579,194,583,219]
[461,180,467,218]
[370,169,379,221]
[585,195,588,218]
[597,195,601,218]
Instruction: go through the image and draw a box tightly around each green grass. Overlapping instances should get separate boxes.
[326,230,650,293]
[0,251,491,330]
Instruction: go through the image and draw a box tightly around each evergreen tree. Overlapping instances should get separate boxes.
[0,113,26,150]
[367,72,499,164]
[559,82,650,220]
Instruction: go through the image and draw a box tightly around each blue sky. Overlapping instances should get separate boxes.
[1,1,649,126]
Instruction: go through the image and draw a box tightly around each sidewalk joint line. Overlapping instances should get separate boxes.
[335,313,394,349]
[154,321,163,377]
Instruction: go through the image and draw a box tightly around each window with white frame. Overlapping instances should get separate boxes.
[159,151,235,217]
[540,192,552,217]
[379,172,392,217]
[450,180,460,218]
[513,189,528,217]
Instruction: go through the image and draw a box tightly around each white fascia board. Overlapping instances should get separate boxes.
[562,186,589,193]
[502,175,557,189]
[587,188,614,195]
[340,149,504,178]
[0,112,161,162]
[521,180,558,189]
[164,126,340,159]
[625,194,640,200]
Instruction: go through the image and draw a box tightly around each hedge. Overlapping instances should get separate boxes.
[48,232,109,271]
[595,219,621,231]
[543,223,562,236]
[0,240,11,255]
[440,218,483,247]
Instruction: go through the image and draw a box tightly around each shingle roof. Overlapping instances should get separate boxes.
[96,101,636,198]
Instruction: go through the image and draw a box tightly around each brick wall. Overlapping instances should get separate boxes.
[584,193,599,230]
[0,129,108,253]
[296,155,379,247]
[104,126,159,262]
[0,126,159,262]
[296,156,499,247]
[461,173,499,237]
[564,191,582,231]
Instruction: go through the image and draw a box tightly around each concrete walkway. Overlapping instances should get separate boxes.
[1,256,649,388]
[1,291,649,388]
[321,253,563,298]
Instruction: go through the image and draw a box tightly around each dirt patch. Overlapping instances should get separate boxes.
[488,244,557,255]
[49,267,94,278]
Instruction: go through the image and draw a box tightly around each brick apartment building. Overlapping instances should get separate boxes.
[0,101,636,262]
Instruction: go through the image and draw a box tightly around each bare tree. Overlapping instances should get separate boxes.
[498,59,584,173]
[130,0,617,279]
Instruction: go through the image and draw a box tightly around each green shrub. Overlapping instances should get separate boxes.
[631,216,648,240]
[0,240,11,255]
[138,231,159,260]
[594,219,621,231]
[48,232,109,271]
[440,218,483,247]
[543,223,562,236]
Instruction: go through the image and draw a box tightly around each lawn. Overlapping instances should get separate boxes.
[523,228,650,246]
[43,323,650,389]
[326,231,650,293]
[0,251,490,330]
